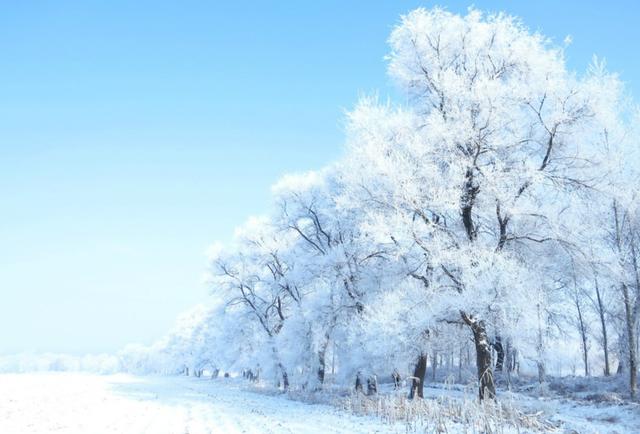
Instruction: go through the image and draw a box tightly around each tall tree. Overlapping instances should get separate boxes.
[343,7,621,399]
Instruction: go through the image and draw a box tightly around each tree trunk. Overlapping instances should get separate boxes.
[367,375,378,395]
[504,339,512,389]
[537,361,546,384]
[494,335,504,372]
[613,202,637,397]
[594,277,610,376]
[431,350,437,381]
[331,340,336,376]
[462,312,496,400]
[575,296,590,376]
[408,353,427,399]
[622,283,637,398]
[457,346,463,383]
[355,372,363,393]
[317,355,326,385]
[317,335,330,385]
[535,302,546,385]
[629,239,640,397]
[505,339,516,373]
[392,369,401,389]
[276,363,289,391]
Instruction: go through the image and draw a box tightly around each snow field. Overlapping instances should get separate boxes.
[0,373,399,434]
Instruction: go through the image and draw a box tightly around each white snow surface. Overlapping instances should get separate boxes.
[0,373,395,434]
[1,373,639,434]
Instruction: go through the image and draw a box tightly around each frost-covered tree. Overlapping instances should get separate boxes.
[341,7,623,399]
[148,6,640,402]
[272,168,393,388]
[608,195,640,397]
[208,217,299,389]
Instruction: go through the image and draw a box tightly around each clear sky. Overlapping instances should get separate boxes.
[1,1,639,355]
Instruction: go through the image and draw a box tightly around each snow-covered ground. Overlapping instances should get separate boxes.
[0,373,397,434]
[1,373,638,434]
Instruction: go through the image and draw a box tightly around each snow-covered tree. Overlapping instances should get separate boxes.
[340,7,624,399]
[155,6,640,402]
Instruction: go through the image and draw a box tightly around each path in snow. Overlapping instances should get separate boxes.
[0,373,395,434]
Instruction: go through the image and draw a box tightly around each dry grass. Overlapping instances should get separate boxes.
[335,390,559,433]
[246,379,560,433]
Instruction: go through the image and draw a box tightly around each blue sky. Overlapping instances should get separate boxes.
[1,1,639,354]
